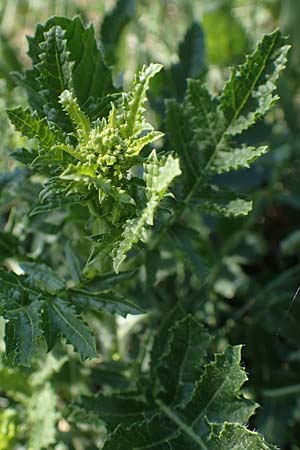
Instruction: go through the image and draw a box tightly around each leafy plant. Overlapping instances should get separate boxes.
[0,3,295,449]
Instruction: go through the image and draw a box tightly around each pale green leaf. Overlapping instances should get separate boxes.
[124,63,163,136]
[220,30,290,136]
[211,145,268,174]
[7,107,57,150]
[195,186,253,218]
[126,130,164,157]
[207,422,273,450]
[27,383,58,450]
[59,89,91,143]
[112,152,181,272]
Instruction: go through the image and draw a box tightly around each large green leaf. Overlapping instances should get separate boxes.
[102,416,274,450]
[13,16,115,127]
[182,346,256,432]
[166,30,289,217]
[154,315,211,404]
[77,312,271,449]
[0,262,141,364]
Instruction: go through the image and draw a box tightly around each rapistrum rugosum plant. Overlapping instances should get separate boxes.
[0,3,295,449]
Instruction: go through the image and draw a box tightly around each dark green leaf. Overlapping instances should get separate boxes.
[47,297,97,359]
[101,0,136,65]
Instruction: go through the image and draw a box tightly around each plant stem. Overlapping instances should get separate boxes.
[155,399,209,450]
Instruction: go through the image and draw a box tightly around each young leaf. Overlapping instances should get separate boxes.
[112,152,181,272]
[124,63,162,136]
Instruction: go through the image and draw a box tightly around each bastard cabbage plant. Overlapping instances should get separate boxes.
[0,8,290,450]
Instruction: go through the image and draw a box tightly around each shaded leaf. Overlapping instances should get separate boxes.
[47,297,97,360]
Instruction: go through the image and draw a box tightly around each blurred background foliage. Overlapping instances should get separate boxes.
[1,0,300,448]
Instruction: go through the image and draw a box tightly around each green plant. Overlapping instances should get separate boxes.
[0,2,295,449]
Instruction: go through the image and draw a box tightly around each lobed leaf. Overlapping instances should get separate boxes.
[207,422,274,450]
[78,394,152,431]
[182,346,256,432]
[7,107,57,150]
[13,16,115,126]
[112,152,181,272]
[220,30,290,136]
[124,63,163,136]
[70,288,144,317]
[77,311,271,449]
[166,30,289,218]
[47,297,97,360]
[154,315,211,404]
[4,300,43,367]
[20,262,65,295]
